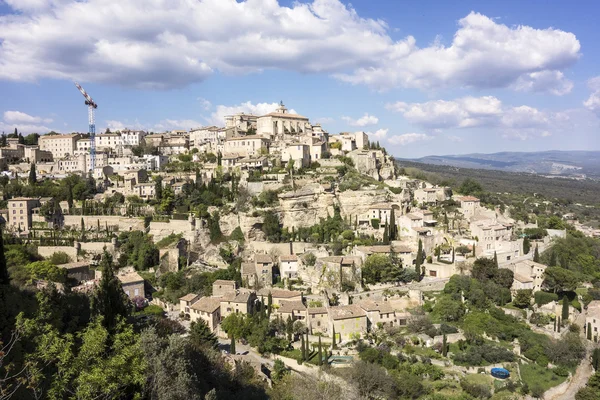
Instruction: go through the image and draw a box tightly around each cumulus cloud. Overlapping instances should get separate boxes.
[387,133,432,145]
[0,2,580,94]
[366,128,388,139]
[4,110,52,124]
[197,98,212,111]
[0,110,54,134]
[342,113,378,127]
[314,117,334,124]
[209,101,296,126]
[584,76,600,116]
[386,96,502,129]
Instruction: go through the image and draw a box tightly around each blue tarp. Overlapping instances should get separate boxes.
[491,368,510,379]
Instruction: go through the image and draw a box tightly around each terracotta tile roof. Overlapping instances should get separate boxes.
[254,254,273,264]
[117,272,144,285]
[180,293,200,302]
[460,196,480,202]
[357,300,395,314]
[278,300,306,314]
[57,261,91,270]
[307,307,328,315]
[190,297,221,313]
[258,288,302,299]
[279,255,298,262]
[329,305,366,321]
[514,273,533,283]
[241,262,255,275]
[213,279,236,287]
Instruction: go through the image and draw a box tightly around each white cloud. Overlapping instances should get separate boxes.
[0,3,580,94]
[386,96,503,129]
[314,117,334,124]
[209,101,296,126]
[512,70,573,96]
[4,110,52,124]
[342,113,378,127]
[367,128,388,139]
[335,12,579,94]
[447,135,464,142]
[1,110,54,134]
[584,76,600,116]
[197,98,212,111]
[152,119,203,132]
[387,133,432,145]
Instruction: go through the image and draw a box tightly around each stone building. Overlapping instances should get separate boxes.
[39,134,81,159]
[118,271,145,299]
[7,197,40,232]
[189,297,221,332]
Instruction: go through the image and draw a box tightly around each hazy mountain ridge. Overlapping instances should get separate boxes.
[403,150,600,179]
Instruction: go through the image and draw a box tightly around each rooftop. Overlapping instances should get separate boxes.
[278,300,307,313]
[307,306,328,315]
[180,293,200,302]
[117,272,144,285]
[241,262,255,275]
[258,288,302,299]
[213,279,236,287]
[190,296,221,313]
[357,300,395,314]
[460,196,480,202]
[329,304,366,320]
[57,261,91,270]
[279,254,298,262]
[255,254,273,264]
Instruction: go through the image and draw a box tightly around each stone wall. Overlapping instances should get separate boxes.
[80,241,115,255]
[63,215,145,231]
[37,246,78,260]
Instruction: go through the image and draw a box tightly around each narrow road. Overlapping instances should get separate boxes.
[546,357,592,400]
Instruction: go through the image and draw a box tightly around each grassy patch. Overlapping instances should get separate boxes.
[575,287,588,296]
[155,233,183,248]
[519,362,567,392]
[404,345,442,359]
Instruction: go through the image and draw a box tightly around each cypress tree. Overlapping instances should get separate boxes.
[493,251,498,268]
[0,134,6,147]
[592,348,600,370]
[267,292,273,318]
[230,334,236,354]
[317,336,323,366]
[28,163,37,185]
[332,325,336,349]
[523,237,531,255]
[588,323,592,340]
[0,229,9,285]
[389,208,396,241]
[451,247,455,264]
[472,244,476,257]
[550,251,557,267]
[301,334,306,361]
[306,332,310,358]
[155,176,163,200]
[382,221,389,245]
[442,334,448,357]
[80,217,86,241]
[562,298,569,322]
[91,250,130,330]
[415,239,423,279]
[533,246,540,263]
[554,317,557,332]
[557,317,561,332]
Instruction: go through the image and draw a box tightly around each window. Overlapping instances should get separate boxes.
[134,288,139,296]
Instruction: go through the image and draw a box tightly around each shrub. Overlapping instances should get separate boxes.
[371,219,380,229]
[535,291,559,306]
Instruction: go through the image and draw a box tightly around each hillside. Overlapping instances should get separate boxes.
[402,150,600,179]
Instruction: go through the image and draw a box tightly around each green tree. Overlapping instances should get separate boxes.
[267,292,272,318]
[382,221,389,245]
[415,239,423,279]
[543,266,580,293]
[0,229,8,285]
[301,334,306,361]
[588,323,593,341]
[28,162,37,185]
[317,336,323,366]
[458,178,483,196]
[230,334,236,354]
[190,320,218,349]
[262,211,282,242]
[550,251,557,267]
[25,260,67,283]
[434,294,465,322]
[389,209,397,241]
[155,176,163,200]
[493,251,498,268]
[442,334,448,357]
[272,359,289,383]
[523,237,531,255]
[533,245,540,263]
[91,251,131,330]
[513,289,533,308]
[562,298,570,322]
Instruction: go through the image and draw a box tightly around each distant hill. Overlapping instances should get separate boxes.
[402,150,600,179]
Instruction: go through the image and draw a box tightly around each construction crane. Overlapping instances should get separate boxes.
[74,82,98,171]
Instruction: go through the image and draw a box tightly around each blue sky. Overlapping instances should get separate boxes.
[0,0,599,158]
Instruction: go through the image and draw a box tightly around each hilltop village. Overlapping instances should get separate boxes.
[1,102,600,399]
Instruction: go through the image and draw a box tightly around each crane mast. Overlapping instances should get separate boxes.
[74,82,98,171]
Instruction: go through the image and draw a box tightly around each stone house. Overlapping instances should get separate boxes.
[276,300,307,323]
[505,260,546,294]
[459,196,481,218]
[585,301,600,341]
[329,304,367,341]
[189,297,222,332]
[279,254,299,279]
[213,279,237,296]
[308,307,329,335]
[7,197,40,232]
[257,289,303,307]
[179,293,201,315]
[118,272,145,299]
[219,289,257,320]
[357,300,397,329]
[223,135,270,157]
[282,143,310,168]
[56,261,94,283]
[254,255,274,286]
